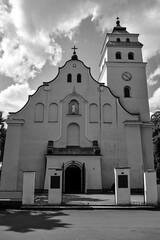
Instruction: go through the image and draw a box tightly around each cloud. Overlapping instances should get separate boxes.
[149,87,160,113]
[0,0,99,82]
[95,0,160,60]
[1,0,160,83]
[0,83,35,115]
[147,67,160,86]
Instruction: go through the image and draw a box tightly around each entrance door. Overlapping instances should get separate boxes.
[65,165,81,193]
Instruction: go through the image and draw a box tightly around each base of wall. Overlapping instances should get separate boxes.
[0,191,22,200]
[87,189,103,194]
[35,189,47,194]
[0,200,22,209]
[103,188,144,194]
[35,188,144,194]
[157,184,160,202]
[35,189,104,194]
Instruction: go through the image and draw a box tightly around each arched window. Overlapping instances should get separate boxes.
[126,38,130,43]
[124,86,131,98]
[128,52,134,60]
[69,99,79,114]
[67,73,72,82]
[34,103,44,122]
[67,123,80,146]
[48,103,58,122]
[77,74,81,83]
[103,104,112,123]
[115,52,121,59]
[89,104,98,123]
[117,38,121,42]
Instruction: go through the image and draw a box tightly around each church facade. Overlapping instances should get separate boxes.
[0,19,154,198]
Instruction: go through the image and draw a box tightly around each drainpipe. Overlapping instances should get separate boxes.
[98,84,104,148]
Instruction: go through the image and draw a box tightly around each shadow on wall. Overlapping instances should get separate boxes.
[0,210,71,233]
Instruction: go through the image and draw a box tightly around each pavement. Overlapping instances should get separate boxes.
[0,209,160,240]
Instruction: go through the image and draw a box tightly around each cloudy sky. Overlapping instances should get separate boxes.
[0,0,160,116]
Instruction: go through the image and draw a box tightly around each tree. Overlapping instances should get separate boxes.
[151,111,160,181]
[0,111,6,163]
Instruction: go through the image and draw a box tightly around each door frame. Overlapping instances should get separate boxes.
[62,160,85,193]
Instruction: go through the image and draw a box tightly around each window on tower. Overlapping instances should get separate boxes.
[115,52,122,59]
[124,86,131,98]
[67,73,72,82]
[126,38,130,43]
[128,52,134,60]
[117,38,121,42]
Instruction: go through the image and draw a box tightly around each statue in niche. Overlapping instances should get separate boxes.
[69,100,79,115]
[71,103,76,114]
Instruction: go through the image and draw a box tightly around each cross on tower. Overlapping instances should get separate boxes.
[72,45,78,55]
[116,17,120,27]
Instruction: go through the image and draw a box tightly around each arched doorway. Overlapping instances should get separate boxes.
[65,165,81,193]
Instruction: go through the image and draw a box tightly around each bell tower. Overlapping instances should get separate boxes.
[99,18,150,121]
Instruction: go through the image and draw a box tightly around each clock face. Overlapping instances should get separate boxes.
[122,72,132,81]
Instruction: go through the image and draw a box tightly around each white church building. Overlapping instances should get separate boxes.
[0,19,154,199]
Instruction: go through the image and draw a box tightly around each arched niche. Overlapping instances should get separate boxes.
[69,99,79,115]
[34,103,44,122]
[89,103,98,123]
[67,123,80,146]
[103,104,112,123]
[48,103,58,122]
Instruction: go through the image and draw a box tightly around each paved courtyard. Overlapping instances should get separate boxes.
[0,209,160,240]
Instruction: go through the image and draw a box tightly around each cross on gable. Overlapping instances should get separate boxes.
[72,45,78,55]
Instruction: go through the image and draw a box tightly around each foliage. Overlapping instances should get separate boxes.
[0,111,6,163]
[151,111,160,180]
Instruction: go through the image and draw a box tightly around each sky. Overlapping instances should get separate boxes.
[0,0,160,116]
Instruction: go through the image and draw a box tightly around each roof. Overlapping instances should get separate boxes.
[112,17,129,34]
[46,146,101,156]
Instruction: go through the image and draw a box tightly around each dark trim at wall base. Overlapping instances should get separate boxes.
[103,188,144,194]
[0,201,22,209]
[35,188,144,194]
[87,189,103,194]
